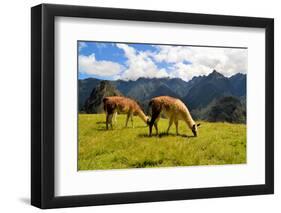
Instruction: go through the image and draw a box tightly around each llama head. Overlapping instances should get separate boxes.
[146,116,150,125]
[192,123,201,137]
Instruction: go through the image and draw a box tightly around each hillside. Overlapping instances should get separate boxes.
[206,96,246,123]
[79,78,100,110]
[79,70,246,123]
[83,81,123,113]
[229,73,247,96]
[183,70,235,109]
[78,77,190,110]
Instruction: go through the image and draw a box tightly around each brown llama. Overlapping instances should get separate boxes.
[103,96,149,130]
[148,96,200,136]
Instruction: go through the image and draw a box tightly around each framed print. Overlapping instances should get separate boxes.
[31,4,274,209]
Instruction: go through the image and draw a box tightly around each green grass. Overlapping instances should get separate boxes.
[78,114,246,170]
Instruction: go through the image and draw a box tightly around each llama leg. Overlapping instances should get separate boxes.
[153,123,158,135]
[149,104,161,136]
[149,113,160,136]
[174,120,179,135]
[167,117,174,134]
[125,113,130,127]
[106,113,113,129]
[106,113,109,130]
[105,103,115,130]
[149,123,153,136]
[109,114,113,129]
[113,111,117,124]
[130,114,134,128]
[154,117,160,135]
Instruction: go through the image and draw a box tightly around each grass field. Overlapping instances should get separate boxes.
[78,114,246,170]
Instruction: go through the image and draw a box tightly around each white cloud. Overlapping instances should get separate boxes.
[153,45,193,63]
[153,45,247,80]
[219,49,247,77]
[170,62,211,81]
[78,42,87,51]
[115,44,247,81]
[116,44,169,80]
[79,54,123,77]
[80,43,247,81]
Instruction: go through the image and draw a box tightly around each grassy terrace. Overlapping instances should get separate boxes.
[78,114,246,170]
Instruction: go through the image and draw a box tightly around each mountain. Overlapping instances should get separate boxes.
[150,84,180,99]
[183,70,236,109]
[157,78,191,97]
[78,77,189,110]
[229,73,246,96]
[83,81,123,113]
[206,96,246,123]
[79,78,100,110]
[113,77,188,101]
[79,71,247,123]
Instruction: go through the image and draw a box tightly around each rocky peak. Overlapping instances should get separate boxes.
[84,81,123,113]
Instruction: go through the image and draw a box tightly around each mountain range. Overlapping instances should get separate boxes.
[79,70,246,123]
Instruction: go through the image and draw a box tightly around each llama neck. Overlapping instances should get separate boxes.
[137,109,148,124]
[183,109,196,129]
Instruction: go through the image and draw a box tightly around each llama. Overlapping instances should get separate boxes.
[103,96,149,130]
[148,96,200,136]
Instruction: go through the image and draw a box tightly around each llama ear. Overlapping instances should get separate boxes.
[197,123,201,127]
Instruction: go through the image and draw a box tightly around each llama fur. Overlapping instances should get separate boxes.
[103,96,149,130]
[148,96,200,136]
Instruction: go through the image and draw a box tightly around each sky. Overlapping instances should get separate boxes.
[78,41,247,81]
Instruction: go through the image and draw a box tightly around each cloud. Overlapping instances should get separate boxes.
[169,62,211,81]
[79,54,123,77]
[115,43,169,80]
[153,45,247,80]
[79,42,247,81]
[96,43,106,48]
[218,49,247,76]
[116,44,247,81]
[79,42,87,51]
[153,45,193,63]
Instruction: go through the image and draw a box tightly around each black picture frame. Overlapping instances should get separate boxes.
[31,3,274,209]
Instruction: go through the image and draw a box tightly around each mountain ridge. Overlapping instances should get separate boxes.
[79,70,246,123]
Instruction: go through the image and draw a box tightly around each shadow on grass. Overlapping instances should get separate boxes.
[138,132,195,138]
[96,125,147,131]
[96,121,106,124]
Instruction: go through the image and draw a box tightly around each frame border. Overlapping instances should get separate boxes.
[31,3,274,209]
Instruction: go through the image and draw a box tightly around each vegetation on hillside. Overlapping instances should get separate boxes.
[83,81,123,113]
[192,96,246,123]
[79,71,246,110]
[207,96,246,123]
[79,70,246,123]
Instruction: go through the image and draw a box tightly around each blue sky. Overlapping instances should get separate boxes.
[78,41,247,81]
